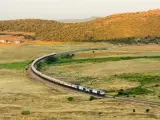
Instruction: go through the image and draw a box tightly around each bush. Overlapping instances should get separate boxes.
[117,87,151,96]
[98,112,102,115]
[46,56,58,64]
[133,109,136,112]
[24,35,36,40]
[21,110,31,115]
[89,96,95,101]
[130,87,151,95]
[155,84,159,87]
[117,89,131,96]
[61,53,75,59]
[67,97,74,102]
[36,62,45,70]
[146,109,150,113]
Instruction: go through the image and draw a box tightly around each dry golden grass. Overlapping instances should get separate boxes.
[75,44,160,59]
[0,69,159,120]
[0,42,113,63]
[75,50,140,59]
[121,44,160,51]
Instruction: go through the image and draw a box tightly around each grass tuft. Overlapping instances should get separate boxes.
[67,97,74,102]
[21,110,31,115]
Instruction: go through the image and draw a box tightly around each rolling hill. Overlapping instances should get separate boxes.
[0,9,160,42]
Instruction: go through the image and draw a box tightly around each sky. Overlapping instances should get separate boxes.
[0,0,160,20]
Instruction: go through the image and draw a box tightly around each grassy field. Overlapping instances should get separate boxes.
[74,44,160,59]
[0,43,160,119]
[42,57,160,100]
[0,42,113,63]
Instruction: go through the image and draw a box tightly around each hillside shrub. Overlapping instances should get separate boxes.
[89,96,95,101]
[146,109,150,113]
[61,53,75,59]
[133,109,136,112]
[46,56,58,64]
[130,87,151,95]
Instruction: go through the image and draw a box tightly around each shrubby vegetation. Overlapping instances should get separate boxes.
[89,96,95,101]
[117,87,151,96]
[46,56,58,64]
[115,73,160,96]
[89,37,160,44]
[0,32,36,40]
[146,109,150,113]
[46,55,160,66]
[21,110,31,115]
[0,10,160,42]
[133,109,136,113]
[67,97,74,102]
[117,73,160,86]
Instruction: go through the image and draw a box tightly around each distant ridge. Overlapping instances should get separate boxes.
[0,9,160,42]
[58,17,97,23]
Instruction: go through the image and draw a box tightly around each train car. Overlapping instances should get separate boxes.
[78,86,85,91]
[97,90,105,96]
[84,87,90,92]
[76,85,105,96]
[92,89,98,94]
[71,84,78,89]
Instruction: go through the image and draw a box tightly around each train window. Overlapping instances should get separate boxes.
[83,88,86,91]
[89,90,92,93]
[97,91,100,94]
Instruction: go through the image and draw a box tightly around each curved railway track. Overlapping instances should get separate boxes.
[27,48,160,107]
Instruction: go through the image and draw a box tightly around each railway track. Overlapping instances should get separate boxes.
[27,48,160,107]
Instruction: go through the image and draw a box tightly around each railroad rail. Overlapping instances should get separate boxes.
[28,48,160,106]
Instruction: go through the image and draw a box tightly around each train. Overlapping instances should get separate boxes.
[31,53,106,96]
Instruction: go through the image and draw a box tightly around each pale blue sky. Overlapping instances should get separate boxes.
[0,0,159,20]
